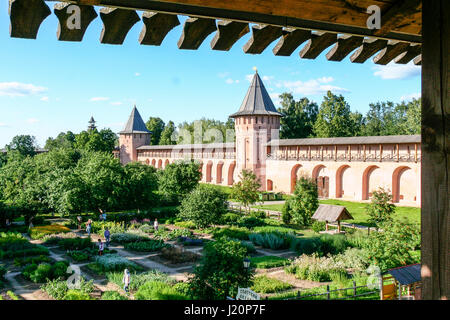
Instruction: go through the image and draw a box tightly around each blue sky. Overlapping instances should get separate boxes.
[0,2,421,147]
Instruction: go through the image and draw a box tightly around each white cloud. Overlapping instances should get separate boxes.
[225,78,240,84]
[90,97,110,102]
[400,92,421,101]
[110,101,123,106]
[245,74,253,82]
[40,96,49,102]
[26,118,40,124]
[0,123,8,127]
[0,82,47,97]
[278,77,349,95]
[218,72,230,78]
[262,75,274,82]
[373,61,421,80]
[269,92,281,105]
[135,72,141,76]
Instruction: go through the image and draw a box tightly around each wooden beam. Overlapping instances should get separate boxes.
[374,0,422,37]
[299,32,337,59]
[413,54,422,65]
[139,12,180,46]
[210,20,249,51]
[373,40,411,65]
[178,17,217,50]
[326,34,364,62]
[243,25,283,54]
[394,44,421,64]
[99,8,140,44]
[272,28,311,56]
[9,0,51,39]
[421,0,449,300]
[47,0,422,43]
[350,38,388,63]
[54,3,98,42]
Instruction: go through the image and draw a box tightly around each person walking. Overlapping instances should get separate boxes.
[122,269,131,294]
[77,216,82,230]
[98,239,104,256]
[86,219,92,237]
[104,227,110,248]
[154,218,159,231]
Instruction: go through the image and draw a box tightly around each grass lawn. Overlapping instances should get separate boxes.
[253,199,420,227]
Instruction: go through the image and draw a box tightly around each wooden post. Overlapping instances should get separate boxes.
[337,220,341,233]
[353,281,357,297]
[414,143,418,163]
[421,0,449,300]
[297,290,301,299]
[379,144,383,162]
[326,285,330,300]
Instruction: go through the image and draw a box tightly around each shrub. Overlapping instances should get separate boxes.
[138,224,154,234]
[101,291,128,300]
[189,238,253,300]
[178,184,228,228]
[41,277,94,300]
[250,256,290,269]
[22,261,70,283]
[285,254,347,282]
[238,216,265,229]
[334,248,369,271]
[124,240,169,252]
[238,240,257,254]
[212,227,250,240]
[110,232,149,243]
[285,177,319,226]
[290,237,323,255]
[64,289,94,300]
[14,255,51,267]
[366,187,396,228]
[160,247,200,264]
[42,232,78,244]
[91,254,141,273]
[174,220,196,229]
[311,221,326,233]
[249,232,295,250]
[319,234,349,255]
[252,226,296,234]
[135,280,189,300]
[29,225,71,240]
[106,270,175,292]
[90,221,126,235]
[251,275,293,294]
[0,265,6,279]
[57,237,92,251]
[249,211,267,219]
[6,291,19,300]
[67,250,90,262]
[0,232,49,259]
[220,213,241,226]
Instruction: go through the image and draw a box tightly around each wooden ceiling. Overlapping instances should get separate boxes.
[9,0,422,65]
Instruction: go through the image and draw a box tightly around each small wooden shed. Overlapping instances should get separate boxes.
[381,264,422,300]
[312,204,353,233]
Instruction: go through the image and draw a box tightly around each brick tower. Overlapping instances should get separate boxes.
[230,70,283,190]
[119,106,152,165]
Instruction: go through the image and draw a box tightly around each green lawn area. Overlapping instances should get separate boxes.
[253,199,420,227]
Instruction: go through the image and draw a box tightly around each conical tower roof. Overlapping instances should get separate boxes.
[230,70,283,118]
[120,106,151,134]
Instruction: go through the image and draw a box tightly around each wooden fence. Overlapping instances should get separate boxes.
[284,281,379,300]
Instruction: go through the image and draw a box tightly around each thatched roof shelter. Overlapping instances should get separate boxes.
[312,204,353,222]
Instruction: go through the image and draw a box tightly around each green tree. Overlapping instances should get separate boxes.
[278,93,318,138]
[123,162,158,209]
[74,129,117,152]
[158,160,201,203]
[189,237,254,300]
[283,177,318,226]
[45,131,76,150]
[366,187,396,228]
[6,135,38,157]
[178,184,227,228]
[366,220,420,271]
[362,101,397,136]
[313,91,360,137]
[231,169,261,213]
[177,118,235,144]
[159,121,177,145]
[401,98,421,134]
[146,117,165,145]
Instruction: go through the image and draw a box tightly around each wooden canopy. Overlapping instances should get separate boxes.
[312,204,353,223]
[9,0,422,65]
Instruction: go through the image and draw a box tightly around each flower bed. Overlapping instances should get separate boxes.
[88,254,142,273]
[251,275,293,294]
[250,256,290,269]
[29,225,71,240]
[0,232,49,259]
[22,260,70,283]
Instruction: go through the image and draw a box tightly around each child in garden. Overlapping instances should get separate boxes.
[98,239,104,256]
[154,218,159,231]
[104,227,110,248]
[123,269,131,294]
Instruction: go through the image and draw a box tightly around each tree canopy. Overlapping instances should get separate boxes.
[278,93,318,139]
[146,117,165,145]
